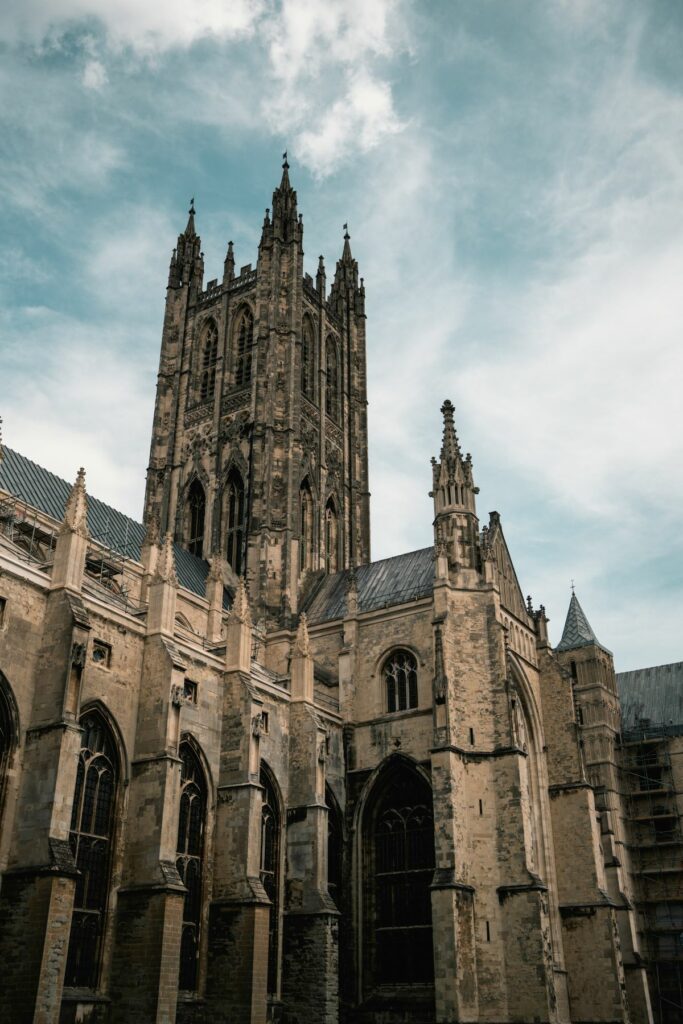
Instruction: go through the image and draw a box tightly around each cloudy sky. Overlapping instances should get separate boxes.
[1,0,681,670]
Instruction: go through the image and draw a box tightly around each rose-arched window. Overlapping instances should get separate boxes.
[299,479,314,572]
[325,497,338,574]
[326,337,339,422]
[187,479,206,558]
[225,469,245,575]
[235,308,254,387]
[260,765,281,996]
[199,322,218,401]
[302,319,314,400]
[384,650,418,713]
[65,710,119,989]
[176,742,207,992]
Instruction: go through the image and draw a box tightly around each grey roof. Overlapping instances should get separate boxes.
[0,447,209,598]
[556,591,610,654]
[618,662,683,735]
[304,547,434,624]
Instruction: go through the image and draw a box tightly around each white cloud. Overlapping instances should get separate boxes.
[82,58,107,89]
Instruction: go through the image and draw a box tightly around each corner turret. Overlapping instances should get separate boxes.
[430,400,480,575]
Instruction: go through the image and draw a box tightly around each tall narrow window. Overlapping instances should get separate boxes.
[235,308,254,387]
[325,498,338,574]
[65,710,119,989]
[187,480,206,558]
[326,337,339,422]
[302,319,314,400]
[367,765,434,987]
[299,479,313,572]
[326,785,343,907]
[226,469,245,575]
[260,765,281,997]
[176,742,207,992]
[199,321,218,401]
[0,677,17,821]
[384,650,418,713]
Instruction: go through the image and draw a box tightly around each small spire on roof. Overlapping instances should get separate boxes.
[342,223,352,261]
[231,576,252,626]
[557,591,603,653]
[154,532,178,586]
[62,467,89,537]
[439,399,461,461]
[185,197,196,236]
[294,612,312,658]
[282,150,289,169]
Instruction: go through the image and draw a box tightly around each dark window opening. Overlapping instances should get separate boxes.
[0,596,6,627]
[176,742,207,992]
[299,480,313,573]
[92,640,111,668]
[187,480,206,558]
[0,680,16,819]
[302,319,314,400]
[183,679,198,705]
[199,322,219,401]
[326,785,343,906]
[325,498,338,574]
[260,766,281,997]
[326,338,339,422]
[65,711,118,989]
[384,650,418,714]
[235,308,254,387]
[226,469,246,575]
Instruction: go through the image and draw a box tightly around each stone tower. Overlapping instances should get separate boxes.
[143,158,371,625]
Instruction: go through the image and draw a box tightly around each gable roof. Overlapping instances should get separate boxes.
[0,447,209,598]
[618,662,683,735]
[556,591,610,654]
[304,547,434,624]
[483,511,530,623]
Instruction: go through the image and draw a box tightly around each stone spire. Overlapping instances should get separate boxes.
[330,223,360,311]
[269,152,300,244]
[62,468,89,537]
[51,467,90,591]
[168,198,203,294]
[223,239,235,284]
[430,400,480,574]
[185,197,196,237]
[342,223,353,262]
[557,592,607,653]
[316,254,326,298]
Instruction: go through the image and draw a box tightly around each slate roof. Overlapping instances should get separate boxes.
[304,547,434,624]
[0,447,209,598]
[618,662,683,735]
[556,591,611,654]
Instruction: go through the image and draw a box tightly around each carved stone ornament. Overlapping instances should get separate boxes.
[71,642,87,669]
[251,711,264,738]
[170,683,192,708]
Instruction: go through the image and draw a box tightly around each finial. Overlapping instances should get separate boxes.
[232,576,252,626]
[154,532,178,586]
[343,222,350,239]
[282,150,289,168]
[571,579,575,594]
[189,197,195,215]
[227,240,233,253]
[294,612,311,657]
[527,594,533,614]
[62,467,89,536]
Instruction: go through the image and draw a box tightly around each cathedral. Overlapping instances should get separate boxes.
[0,160,663,1024]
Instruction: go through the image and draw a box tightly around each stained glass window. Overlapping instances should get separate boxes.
[384,651,418,713]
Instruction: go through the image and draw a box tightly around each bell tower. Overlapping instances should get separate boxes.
[143,158,371,626]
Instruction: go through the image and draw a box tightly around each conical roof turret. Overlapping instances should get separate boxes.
[557,591,610,653]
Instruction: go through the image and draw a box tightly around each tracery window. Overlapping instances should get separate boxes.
[176,742,207,992]
[235,307,254,387]
[199,321,218,401]
[260,765,281,997]
[65,710,119,989]
[187,480,206,558]
[325,498,338,574]
[384,650,418,713]
[326,785,343,906]
[299,479,313,572]
[326,337,339,422]
[302,318,314,400]
[367,766,434,987]
[225,469,245,575]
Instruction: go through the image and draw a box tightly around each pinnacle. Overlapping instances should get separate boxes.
[62,467,89,537]
[185,197,196,237]
[342,223,352,261]
[439,398,461,461]
[232,577,252,627]
[294,612,311,657]
[155,532,178,586]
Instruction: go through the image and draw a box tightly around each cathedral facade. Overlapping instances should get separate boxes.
[0,163,656,1024]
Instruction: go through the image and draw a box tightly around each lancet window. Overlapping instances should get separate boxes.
[299,479,314,572]
[326,785,343,906]
[0,677,16,822]
[260,765,281,996]
[366,765,434,988]
[176,742,207,992]
[64,710,119,989]
[326,337,340,422]
[187,480,206,558]
[199,321,218,401]
[384,650,418,713]
[325,498,339,574]
[235,307,254,387]
[302,318,314,400]
[225,469,245,575]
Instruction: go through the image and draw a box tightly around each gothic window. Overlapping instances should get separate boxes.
[187,479,206,558]
[225,469,245,575]
[326,785,343,906]
[176,741,207,992]
[299,479,314,572]
[65,710,119,989]
[325,497,339,574]
[365,764,434,988]
[260,765,281,997]
[199,321,218,401]
[0,676,17,820]
[302,318,314,400]
[384,650,418,713]
[235,307,254,388]
[326,337,340,422]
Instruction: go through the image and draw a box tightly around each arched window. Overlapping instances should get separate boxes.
[176,741,207,992]
[325,497,338,574]
[187,480,206,558]
[199,321,218,401]
[302,318,314,400]
[384,650,418,713]
[260,765,281,997]
[365,763,434,989]
[65,710,119,989]
[225,469,245,575]
[235,307,254,388]
[299,479,313,572]
[326,785,343,906]
[0,676,17,820]
[326,337,339,422]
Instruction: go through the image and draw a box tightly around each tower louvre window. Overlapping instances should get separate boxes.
[187,480,206,558]
[302,318,314,399]
[384,650,418,713]
[65,710,118,989]
[225,469,245,575]
[199,321,218,401]
[325,497,338,573]
[299,479,314,572]
[235,307,254,387]
[326,337,340,422]
[176,742,207,992]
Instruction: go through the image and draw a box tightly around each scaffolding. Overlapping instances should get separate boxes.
[621,727,683,1023]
